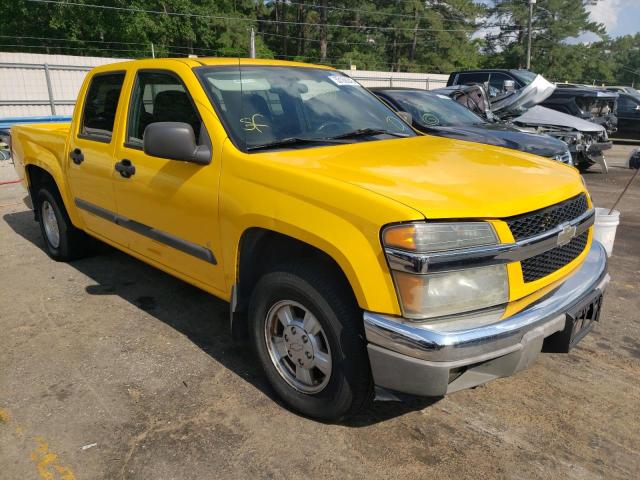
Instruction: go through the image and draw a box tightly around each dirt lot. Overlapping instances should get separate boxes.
[1,145,639,480]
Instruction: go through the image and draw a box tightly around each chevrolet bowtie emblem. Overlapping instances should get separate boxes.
[557,224,577,246]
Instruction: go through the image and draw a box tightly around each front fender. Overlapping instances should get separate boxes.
[219,148,424,315]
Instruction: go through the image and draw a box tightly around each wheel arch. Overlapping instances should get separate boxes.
[25,164,60,219]
[230,227,362,341]
[24,163,81,227]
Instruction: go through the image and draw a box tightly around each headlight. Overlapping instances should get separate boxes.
[392,265,508,319]
[383,222,509,320]
[553,149,573,165]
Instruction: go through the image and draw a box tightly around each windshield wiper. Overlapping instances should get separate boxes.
[329,128,410,140]
[246,137,343,152]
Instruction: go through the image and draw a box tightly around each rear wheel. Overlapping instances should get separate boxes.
[248,260,373,421]
[36,187,89,261]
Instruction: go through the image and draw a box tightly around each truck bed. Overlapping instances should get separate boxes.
[11,122,71,185]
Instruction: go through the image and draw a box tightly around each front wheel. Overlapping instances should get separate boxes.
[575,152,595,173]
[248,260,373,421]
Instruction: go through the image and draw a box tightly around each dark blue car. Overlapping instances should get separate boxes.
[372,87,573,164]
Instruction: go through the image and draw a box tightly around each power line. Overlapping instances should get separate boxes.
[1,35,241,54]
[258,30,442,47]
[282,1,459,21]
[0,38,250,57]
[282,0,500,31]
[25,0,522,34]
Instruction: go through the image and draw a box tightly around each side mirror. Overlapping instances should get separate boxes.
[143,122,211,165]
[396,111,412,124]
[503,79,516,92]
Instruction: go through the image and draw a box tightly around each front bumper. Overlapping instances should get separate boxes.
[573,140,612,155]
[364,240,609,397]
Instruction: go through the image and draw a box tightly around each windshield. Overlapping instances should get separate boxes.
[510,69,537,86]
[382,90,486,127]
[197,66,413,151]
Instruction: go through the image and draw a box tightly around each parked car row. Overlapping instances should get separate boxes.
[440,69,623,172]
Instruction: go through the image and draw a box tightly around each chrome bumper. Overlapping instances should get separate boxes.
[364,241,609,397]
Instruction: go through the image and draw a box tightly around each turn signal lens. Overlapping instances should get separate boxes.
[383,222,498,252]
[383,225,418,251]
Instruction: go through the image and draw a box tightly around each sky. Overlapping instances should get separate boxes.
[568,0,640,44]
[585,0,640,38]
[476,1,640,43]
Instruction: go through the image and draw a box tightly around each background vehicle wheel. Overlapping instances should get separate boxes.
[575,153,594,173]
[248,260,373,421]
[36,187,89,261]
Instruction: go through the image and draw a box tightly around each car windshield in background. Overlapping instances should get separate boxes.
[510,69,538,85]
[197,66,413,151]
[384,90,486,128]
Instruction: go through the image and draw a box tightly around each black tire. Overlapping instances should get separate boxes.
[576,162,592,173]
[575,153,594,173]
[248,260,373,421]
[35,186,89,261]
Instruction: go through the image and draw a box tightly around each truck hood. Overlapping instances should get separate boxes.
[492,74,556,115]
[514,106,606,133]
[264,135,583,219]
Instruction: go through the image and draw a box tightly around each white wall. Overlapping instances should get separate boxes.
[340,69,449,90]
[0,52,124,117]
[0,52,447,118]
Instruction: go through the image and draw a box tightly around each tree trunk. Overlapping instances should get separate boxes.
[297,2,305,56]
[281,1,288,57]
[392,32,397,72]
[410,9,419,63]
[320,0,328,62]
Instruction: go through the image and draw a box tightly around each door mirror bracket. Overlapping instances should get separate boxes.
[143,122,211,165]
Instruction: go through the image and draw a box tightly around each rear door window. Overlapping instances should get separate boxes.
[456,72,489,86]
[488,72,513,94]
[80,72,125,142]
[618,95,638,113]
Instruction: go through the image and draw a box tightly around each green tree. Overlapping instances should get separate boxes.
[481,0,619,83]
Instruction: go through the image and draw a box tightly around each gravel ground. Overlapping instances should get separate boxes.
[1,144,639,480]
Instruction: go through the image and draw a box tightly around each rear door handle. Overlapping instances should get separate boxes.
[115,159,136,178]
[69,148,84,165]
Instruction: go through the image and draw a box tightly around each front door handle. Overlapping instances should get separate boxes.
[115,159,136,178]
[69,148,84,165]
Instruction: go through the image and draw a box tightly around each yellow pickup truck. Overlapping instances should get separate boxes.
[10,58,609,420]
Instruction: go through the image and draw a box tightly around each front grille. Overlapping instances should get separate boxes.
[506,193,588,241]
[521,231,588,282]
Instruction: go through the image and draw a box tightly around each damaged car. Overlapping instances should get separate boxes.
[541,83,618,135]
[439,72,612,172]
[370,87,572,164]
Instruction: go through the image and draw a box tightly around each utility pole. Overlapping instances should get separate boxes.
[151,43,155,59]
[527,0,536,69]
[249,27,256,58]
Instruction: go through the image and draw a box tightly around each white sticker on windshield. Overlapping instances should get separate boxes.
[328,75,359,86]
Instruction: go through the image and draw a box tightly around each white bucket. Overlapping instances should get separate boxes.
[593,207,620,257]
